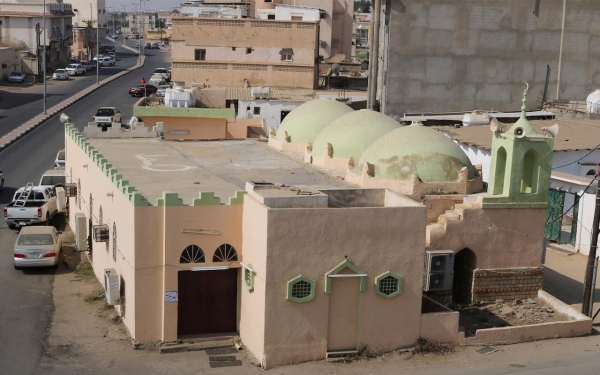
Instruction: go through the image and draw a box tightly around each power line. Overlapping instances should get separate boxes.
[552,143,600,170]
[545,173,598,226]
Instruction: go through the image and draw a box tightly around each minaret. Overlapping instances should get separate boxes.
[483,83,555,208]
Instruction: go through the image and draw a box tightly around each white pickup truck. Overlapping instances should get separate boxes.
[93,107,122,127]
[4,185,58,229]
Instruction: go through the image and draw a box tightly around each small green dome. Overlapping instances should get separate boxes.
[357,123,476,182]
[311,109,400,159]
[275,99,353,144]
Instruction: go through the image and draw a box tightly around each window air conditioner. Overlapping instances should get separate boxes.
[104,268,120,305]
[423,250,455,291]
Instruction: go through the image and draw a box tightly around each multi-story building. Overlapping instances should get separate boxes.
[0,1,74,70]
[69,0,106,38]
[170,17,319,89]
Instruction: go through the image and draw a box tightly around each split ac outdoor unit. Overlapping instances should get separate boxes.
[104,268,120,305]
[423,250,455,292]
[75,212,87,251]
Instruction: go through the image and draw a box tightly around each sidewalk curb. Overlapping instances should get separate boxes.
[0,54,146,153]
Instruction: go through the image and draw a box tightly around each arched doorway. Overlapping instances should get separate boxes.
[453,248,476,303]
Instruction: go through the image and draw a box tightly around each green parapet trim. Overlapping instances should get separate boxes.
[98,158,108,169]
[286,275,316,303]
[157,191,183,206]
[126,186,136,194]
[324,260,367,293]
[118,179,129,192]
[102,163,113,174]
[228,191,245,205]
[374,271,403,299]
[90,150,99,161]
[133,106,236,120]
[112,173,123,186]
[130,191,148,206]
[107,167,118,181]
[94,153,104,164]
[481,200,548,209]
[193,191,221,206]
[243,264,255,291]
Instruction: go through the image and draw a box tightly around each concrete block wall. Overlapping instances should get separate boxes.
[471,267,544,302]
[382,0,600,117]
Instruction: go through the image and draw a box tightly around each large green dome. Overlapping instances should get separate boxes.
[357,123,476,182]
[275,99,353,144]
[311,109,400,159]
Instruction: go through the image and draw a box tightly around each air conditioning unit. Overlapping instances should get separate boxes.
[75,212,87,251]
[104,268,120,305]
[56,187,66,212]
[251,86,270,100]
[423,250,455,292]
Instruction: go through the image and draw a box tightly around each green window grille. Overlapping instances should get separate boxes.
[286,275,316,303]
[244,264,255,291]
[374,271,402,299]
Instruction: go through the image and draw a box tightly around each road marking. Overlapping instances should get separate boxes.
[135,154,194,172]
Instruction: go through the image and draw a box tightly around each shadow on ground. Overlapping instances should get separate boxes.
[0,92,66,110]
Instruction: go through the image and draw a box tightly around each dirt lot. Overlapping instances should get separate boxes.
[447,298,570,337]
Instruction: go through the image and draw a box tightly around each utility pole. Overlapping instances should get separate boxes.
[42,0,46,114]
[582,162,600,316]
[96,6,99,85]
[366,0,380,111]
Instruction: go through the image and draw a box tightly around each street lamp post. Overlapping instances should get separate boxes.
[122,5,128,46]
[91,4,99,84]
[42,0,46,114]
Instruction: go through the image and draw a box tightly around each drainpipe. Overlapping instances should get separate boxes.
[556,0,566,100]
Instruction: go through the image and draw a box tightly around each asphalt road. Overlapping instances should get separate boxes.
[0,38,169,375]
[0,38,138,138]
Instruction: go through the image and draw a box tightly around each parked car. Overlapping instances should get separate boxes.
[4,185,58,229]
[40,169,66,188]
[13,226,62,270]
[154,68,168,80]
[54,148,65,170]
[52,69,69,80]
[128,84,158,97]
[144,42,152,49]
[148,75,168,86]
[93,107,122,126]
[151,42,160,49]
[80,61,95,71]
[107,51,116,59]
[102,57,115,66]
[65,63,85,76]
[99,45,115,53]
[8,72,25,83]
[157,84,171,97]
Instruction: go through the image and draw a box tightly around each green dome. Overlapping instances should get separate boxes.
[311,109,400,159]
[357,123,476,182]
[275,99,353,144]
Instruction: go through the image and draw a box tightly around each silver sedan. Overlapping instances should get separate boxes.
[14,226,62,270]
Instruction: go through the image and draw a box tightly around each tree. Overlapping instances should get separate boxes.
[354,0,371,13]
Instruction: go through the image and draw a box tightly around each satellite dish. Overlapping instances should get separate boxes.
[541,123,559,138]
[514,127,525,138]
[489,118,507,133]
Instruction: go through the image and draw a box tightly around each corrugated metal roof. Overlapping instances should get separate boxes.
[226,87,315,103]
[433,119,600,152]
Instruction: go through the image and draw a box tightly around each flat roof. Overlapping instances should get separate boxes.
[88,138,353,205]
[433,119,600,151]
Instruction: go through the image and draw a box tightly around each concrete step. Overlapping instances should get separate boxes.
[159,340,235,354]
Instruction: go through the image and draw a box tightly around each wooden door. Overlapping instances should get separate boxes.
[177,269,237,337]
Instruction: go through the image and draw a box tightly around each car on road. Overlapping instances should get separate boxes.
[144,42,152,49]
[8,71,25,83]
[4,185,58,229]
[154,68,169,80]
[92,57,112,67]
[108,51,116,59]
[128,84,158,97]
[52,69,69,80]
[80,61,95,71]
[102,57,115,66]
[149,75,168,86]
[151,42,160,49]
[93,107,122,125]
[54,148,65,170]
[13,226,62,270]
[65,63,85,76]
[157,84,171,97]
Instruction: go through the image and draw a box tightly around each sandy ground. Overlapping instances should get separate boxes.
[35,247,600,375]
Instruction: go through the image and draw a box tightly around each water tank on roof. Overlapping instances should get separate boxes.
[462,110,491,127]
[586,89,600,113]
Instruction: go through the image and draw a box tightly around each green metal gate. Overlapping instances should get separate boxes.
[569,194,580,246]
[545,189,565,242]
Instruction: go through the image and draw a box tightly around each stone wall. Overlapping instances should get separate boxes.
[472,267,544,302]
[382,0,600,117]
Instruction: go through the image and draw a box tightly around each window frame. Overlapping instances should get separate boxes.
[194,48,206,61]
[253,107,261,115]
[374,271,402,299]
[281,53,293,62]
[286,275,316,303]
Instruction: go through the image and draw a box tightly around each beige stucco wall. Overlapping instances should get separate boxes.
[226,118,264,139]
[171,17,318,88]
[65,131,138,338]
[239,196,269,364]
[241,192,427,367]
[0,47,20,80]
[420,312,459,344]
[427,201,546,269]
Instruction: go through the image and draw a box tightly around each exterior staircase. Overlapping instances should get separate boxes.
[426,201,480,245]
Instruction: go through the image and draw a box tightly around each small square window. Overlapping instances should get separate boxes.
[267,14,275,20]
[246,106,251,111]
[232,47,236,51]
[291,15,303,21]
[194,49,206,61]
[253,107,261,115]
[281,53,293,62]
[246,48,253,54]
[1,64,7,69]
[331,41,340,49]
[332,13,341,20]
[374,271,402,299]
